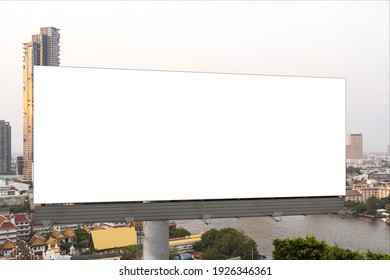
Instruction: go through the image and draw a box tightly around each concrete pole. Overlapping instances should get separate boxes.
[143,220,169,260]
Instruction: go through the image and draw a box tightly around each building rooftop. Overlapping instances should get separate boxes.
[46,237,60,247]
[90,227,137,251]
[63,229,75,238]
[0,239,16,250]
[346,190,362,196]
[7,213,30,223]
[0,220,17,230]
[29,233,46,247]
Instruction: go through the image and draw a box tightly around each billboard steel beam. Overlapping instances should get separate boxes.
[34,196,345,225]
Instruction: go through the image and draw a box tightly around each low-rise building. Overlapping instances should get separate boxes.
[0,216,18,244]
[345,189,363,202]
[63,229,76,243]
[5,240,40,260]
[29,232,47,255]
[368,172,390,183]
[101,222,128,228]
[353,185,390,202]
[46,236,60,248]
[169,235,201,254]
[7,213,31,240]
[0,239,16,258]
[0,180,29,197]
[51,230,65,241]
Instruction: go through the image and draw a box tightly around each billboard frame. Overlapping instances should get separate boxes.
[35,196,345,224]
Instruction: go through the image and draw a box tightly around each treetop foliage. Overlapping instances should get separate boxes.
[169,227,191,238]
[272,236,390,260]
[195,228,260,260]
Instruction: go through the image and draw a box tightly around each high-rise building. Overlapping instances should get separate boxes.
[16,156,24,177]
[0,120,12,174]
[346,133,363,164]
[23,27,60,181]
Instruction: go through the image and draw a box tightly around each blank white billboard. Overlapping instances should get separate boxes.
[34,66,345,204]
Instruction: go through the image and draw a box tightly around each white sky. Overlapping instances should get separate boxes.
[0,0,389,154]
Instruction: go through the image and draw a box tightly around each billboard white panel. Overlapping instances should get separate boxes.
[34,67,345,204]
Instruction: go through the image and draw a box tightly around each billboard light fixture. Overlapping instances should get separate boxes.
[201,214,213,225]
[270,212,283,222]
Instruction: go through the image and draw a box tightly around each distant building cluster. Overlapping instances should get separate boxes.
[0,179,29,197]
[0,213,31,241]
[0,213,199,260]
[346,159,390,203]
[345,134,389,204]
[346,183,390,202]
[0,215,138,260]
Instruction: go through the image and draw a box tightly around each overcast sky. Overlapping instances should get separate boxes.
[0,1,389,154]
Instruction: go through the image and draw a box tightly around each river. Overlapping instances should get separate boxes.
[176,214,390,257]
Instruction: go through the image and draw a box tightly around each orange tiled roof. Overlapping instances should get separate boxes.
[29,233,46,247]
[83,226,91,233]
[51,230,62,238]
[9,213,31,223]
[0,220,17,230]
[46,237,60,247]
[92,226,103,231]
[63,229,75,238]
[0,239,16,250]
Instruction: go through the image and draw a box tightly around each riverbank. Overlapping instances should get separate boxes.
[177,214,390,257]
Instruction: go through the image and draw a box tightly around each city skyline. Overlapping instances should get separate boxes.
[0,1,389,154]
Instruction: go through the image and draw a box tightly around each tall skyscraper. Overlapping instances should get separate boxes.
[16,156,24,176]
[346,133,363,164]
[0,120,12,175]
[23,27,60,181]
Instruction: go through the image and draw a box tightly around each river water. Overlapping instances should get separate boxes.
[176,214,390,257]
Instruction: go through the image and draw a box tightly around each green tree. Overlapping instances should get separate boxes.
[385,203,390,213]
[44,231,53,240]
[325,245,364,260]
[74,229,90,248]
[169,247,179,260]
[192,241,202,251]
[364,250,390,260]
[197,228,260,260]
[272,236,390,260]
[170,227,191,238]
[346,167,361,175]
[60,241,72,254]
[272,236,328,260]
[10,198,30,213]
[355,203,367,214]
[366,197,380,215]
[202,247,224,260]
[200,228,219,249]
[345,200,367,214]
[80,248,96,255]
[117,245,142,260]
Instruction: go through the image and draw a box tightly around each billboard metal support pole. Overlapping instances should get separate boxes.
[143,220,169,260]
